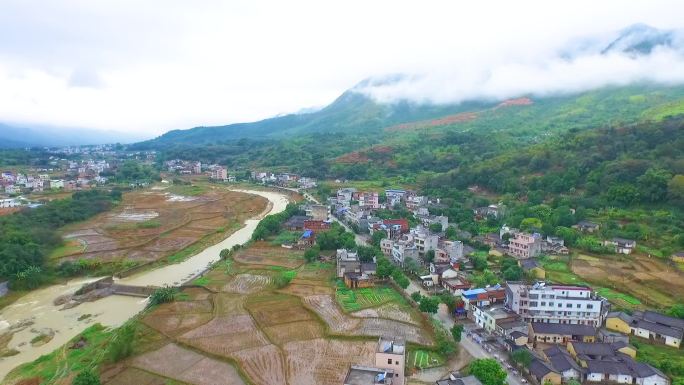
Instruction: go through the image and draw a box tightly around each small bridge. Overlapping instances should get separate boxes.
[77,277,162,298]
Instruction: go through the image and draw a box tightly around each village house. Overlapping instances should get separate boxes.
[336,249,376,288]
[603,238,637,254]
[472,303,523,335]
[298,177,317,189]
[606,310,683,348]
[507,231,543,259]
[672,251,684,263]
[473,204,503,220]
[344,337,406,385]
[304,204,329,221]
[303,220,330,232]
[506,282,607,327]
[283,215,310,231]
[534,342,671,385]
[460,286,507,313]
[573,220,600,233]
[528,322,598,345]
[384,189,407,207]
[210,167,228,181]
[518,258,546,279]
[337,188,357,206]
[353,191,380,209]
[529,358,562,385]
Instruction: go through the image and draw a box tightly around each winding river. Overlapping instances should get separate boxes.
[0,189,290,380]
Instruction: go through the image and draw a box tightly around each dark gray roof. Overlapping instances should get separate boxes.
[608,311,634,323]
[510,331,527,339]
[361,262,377,272]
[631,317,684,339]
[530,322,597,336]
[549,351,582,373]
[520,259,540,270]
[586,360,632,375]
[284,215,310,228]
[641,310,684,329]
[529,359,558,378]
[571,342,617,358]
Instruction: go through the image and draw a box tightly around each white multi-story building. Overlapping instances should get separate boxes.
[410,227,439,257]
[506,282,607,327]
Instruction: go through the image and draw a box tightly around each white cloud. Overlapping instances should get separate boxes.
[0,0,683,137]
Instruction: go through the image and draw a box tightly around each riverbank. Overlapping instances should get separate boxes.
[0,188,290,381]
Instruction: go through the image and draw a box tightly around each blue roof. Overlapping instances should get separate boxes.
[462,288,487,298]
[301,230,313,238]
[336,207,349,213]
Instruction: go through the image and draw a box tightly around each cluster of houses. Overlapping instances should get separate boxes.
[251,171,317,189]
[478,221,640,259]
[165,159,203,175]
[1,169,106,196]
[445,279,679,385]
[331,188,463,269]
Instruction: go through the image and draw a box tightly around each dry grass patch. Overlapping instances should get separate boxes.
[279,283,333,297]
[263,320,325,344]
[231,345,287,385]
[353,302,422,325]
[233,241,304,268]
[222,274,271,294]
[131,343,246,385]
[357,318,433,345]
[284,339,377,385]
[303,294,360,332]
[105,367,178,385]
[246,296,315,327]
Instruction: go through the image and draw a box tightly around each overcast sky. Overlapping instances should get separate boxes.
[1,0,683,138]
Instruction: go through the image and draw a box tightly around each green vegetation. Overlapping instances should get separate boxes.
[252,203,303,241]
[407,349,445,370]
[147,286,178,308]
[468,358,508,385]
[595,287,641,305]
[72,369,102,385]
[0,189,121,288]
[273,270,297,288]
[109,160,160,184]
[335,284,406,312]
[631,339,684,385]
[105,322,136,362]
[450,324,463,342]
[418,296,440,314]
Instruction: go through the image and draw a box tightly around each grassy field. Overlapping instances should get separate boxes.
[407,349,445,370]
[48,239,86,259]
[539,257,587,285]
[335,284,407,312]
[631,338,684,385]
[595,287,641,305]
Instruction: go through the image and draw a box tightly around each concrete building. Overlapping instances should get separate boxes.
[472,303,522,334]
[375,337,405,385]
[354,191,380,210]
[305,204,329,221]
[506,282,607,327]
[210,167,228,181]
[508,232,542,259]
[344,365,394,385]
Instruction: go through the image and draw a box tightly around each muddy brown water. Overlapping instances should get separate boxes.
[0,189,289,380]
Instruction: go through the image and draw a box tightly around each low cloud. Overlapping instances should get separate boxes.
[355,27,684,105]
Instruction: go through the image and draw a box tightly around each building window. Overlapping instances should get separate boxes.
[558,303,562,308]
[576,304,581,308]
[566,303,572,308]
[388,359,392,365]
[587,304,593,309]
[395,361,399,365]
[549,302,554,306]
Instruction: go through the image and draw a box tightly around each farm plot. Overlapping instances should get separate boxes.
[142,298,214,337]
[233,241,304,268]
[283,338,377,385]
[105,367,178,385]
[407,350,445,370]
[52,187,267,266]
[336,286,406,312]
[571,253,684,308]
[130,343,246,385]
[352,302,422,325]
[222,274,272,294]
[180,315,270,355]
[357,318,433,345]
[303,295,360,332]
[231,344,287,385]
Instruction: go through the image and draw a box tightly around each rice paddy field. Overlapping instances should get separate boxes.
[49,183,268,268]
[6,239,437,385]
[540,252,684,310]
[407,350,445,370]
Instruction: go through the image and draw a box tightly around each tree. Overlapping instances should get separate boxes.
[667,304,684,319]
[445,226,457,240]
[669,175,684,201]
[503,265,523,281]
[376,257,394,278]
[439,293,456,311]
[468,358,507,385]
[510,349,532,368]
[418,296,440,314]
[403,257,420,275]
[637,168,671,203]
[371,230,387,247]
[424,249,436,264]
[411,291,423,302]
[429,223,443,233]
[471,254,488,271]
[304,245,320,263]
[147,287,177,308]
[72,369,101,385]
[451,324,463,342]
[520,217,543,231]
